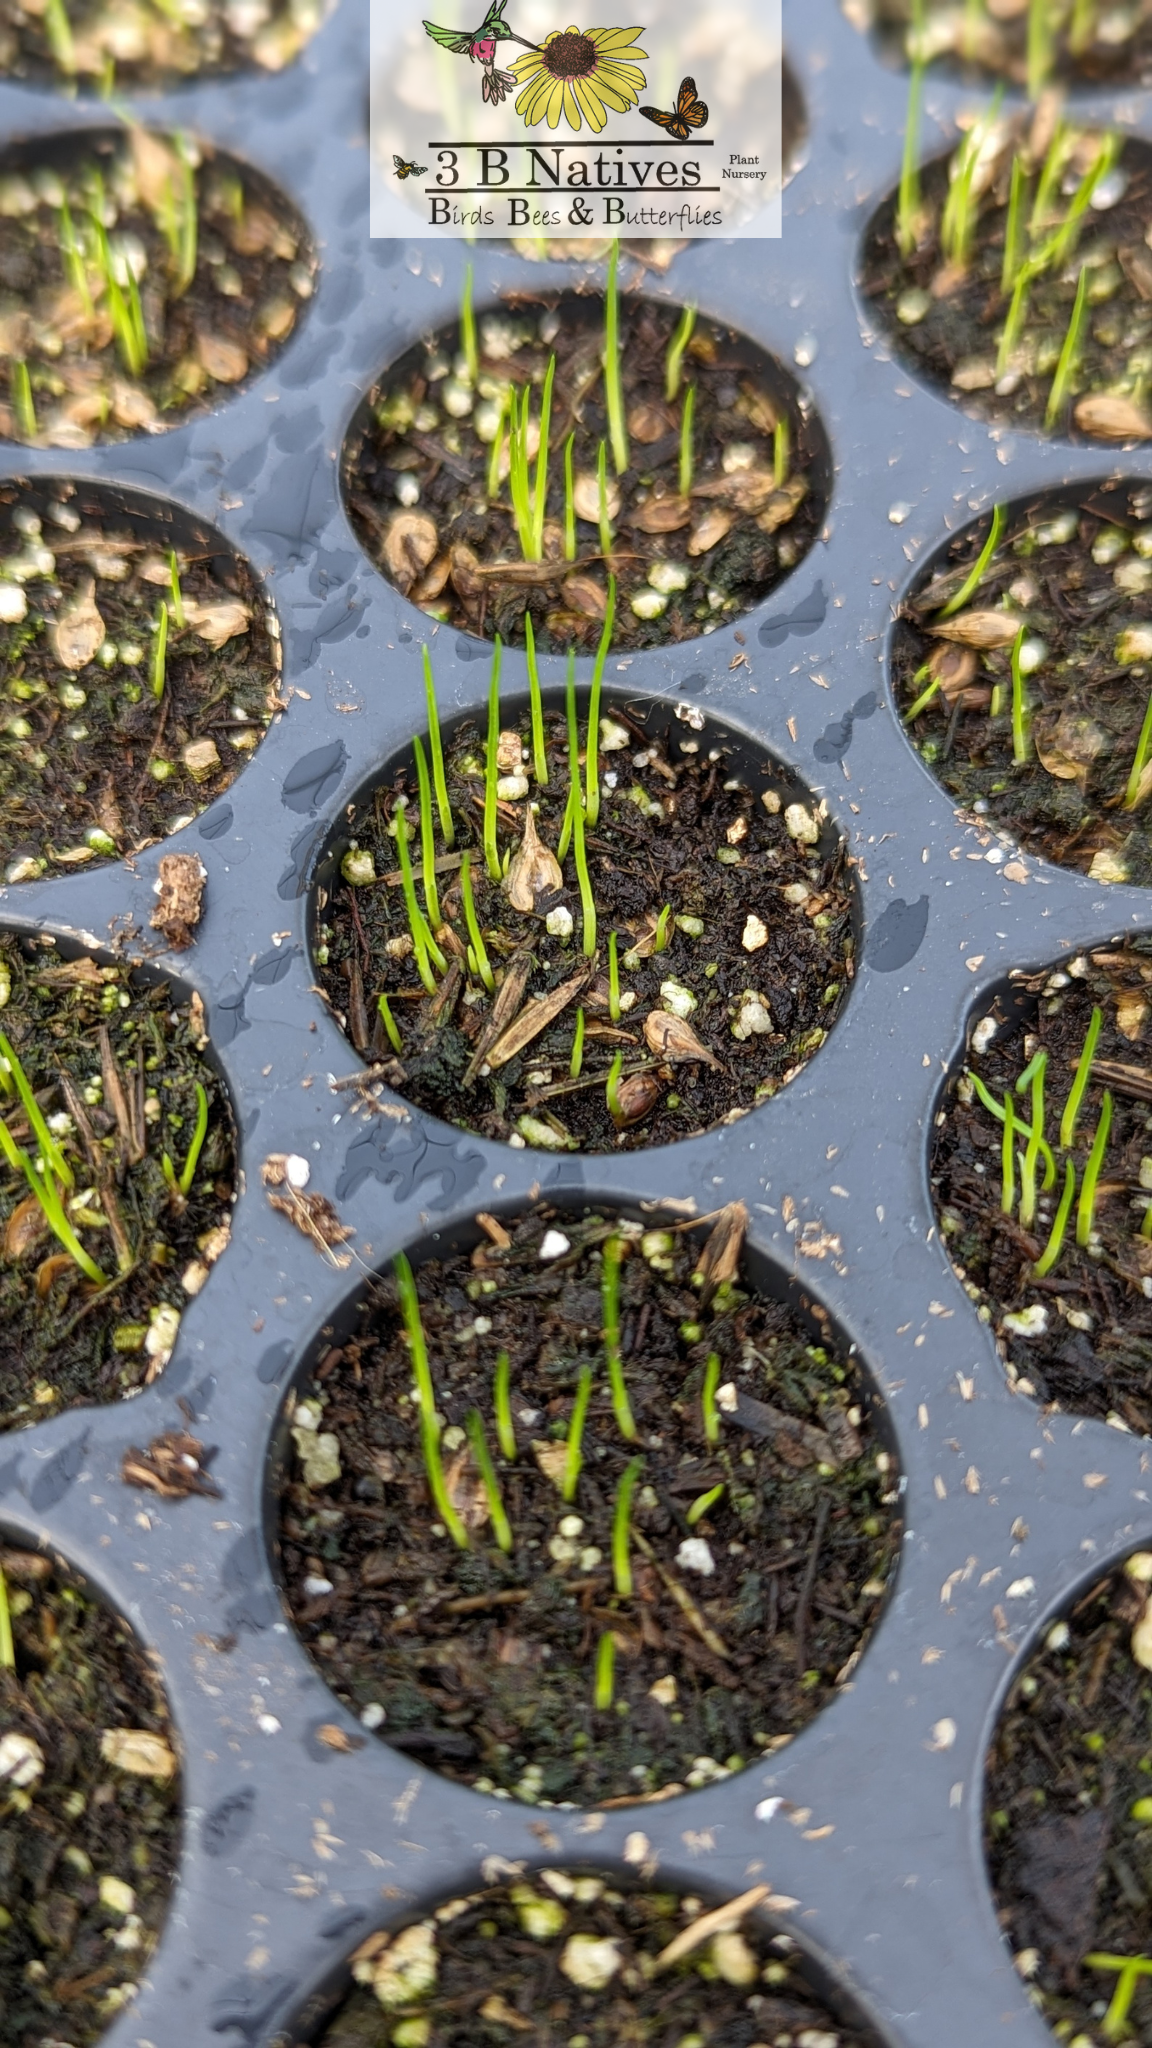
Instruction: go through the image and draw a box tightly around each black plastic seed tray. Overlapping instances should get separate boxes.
[5,5,1152,2044]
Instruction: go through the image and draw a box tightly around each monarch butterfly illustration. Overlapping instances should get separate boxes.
[393,154,430,180]
[639,76,708,141]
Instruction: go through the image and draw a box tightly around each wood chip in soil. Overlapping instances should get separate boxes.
[309,1871,882,2047]
[986,1549,1152,2045]
[0,1548,180,2048]
[932,938,1152,1428]
[315,703,852,1153]
[895,483,1152,887]
[861,119,1152,440]
[0,934,235,1431]
[276,1205,900,1809]
[342,290,827,650]
[0,479,279,884]
[0,128,314,448]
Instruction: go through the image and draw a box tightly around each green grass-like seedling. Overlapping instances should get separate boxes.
[1046,265,1090,429]
[896,47,925,259]
[0,1565,13,1672]
[563,1362,594,1502]
[679,383,696,499]
[422,646,455,849]
[1026,0,1051,101]
[597,439,613,559]
[773,413,790,489]
[1046,134,1118,271]
[1085,1952,1152,2043]
[594,1627,615,1710]
[393,809,443,995]
[653,903,672,953]
[563,430,577,561]
[902,662,940,724]
[665,303,696,402]
[487,389,508,503]
[937,504,1006,619]
[1060,1004,1102,1149]
[1124,687,1152,808]
[604,238,629,476]
[941,93,1002,271]
[612,1456,644,1596]
[58,198,92,318]
[602,1235,637,1440]
[998,259,1038,377]
[0,1031,72,1189]
[687,1482,725,1527]
[532,354,556,561]
[1001,157,1028,295]
[1010,623,1030,764]
[460,261,479,383]
[167,549,186,628]
[394,1251,469,1548]
[524,611,548,785]
[11,360,36,443]
[702,1350,722,1444]
[570,1006,585,1079]
[566,662,597,954]
[1001,1092,1016,1216]
[605,1051,625,1125]
[458,851,494,993]
[483,635,503,882]
[494,1350,516,1461]
[1076,1088,1113,1248]
[377,992,403,1054]
[0,1103,106,1287]
[412,734,442,932]
[150,599,168,701]
[161,1078,209,1200]
[465,1408,512,1552]
[44,0,76,70]
[1034,1156,1076,1276]
[585,575,616,828]
[508,386,535,561]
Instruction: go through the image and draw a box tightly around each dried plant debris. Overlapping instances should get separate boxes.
[931,940,1152,1429]
[986,1550,1152,2047]
[261,1152,355,1265]
[343,285,826,650]
[276,1206,899,1809]
[0,0,326,89]
[862,110,1152,439]
[311,1875,879,2047]
[0,128,314,449]
[0,482,278,884]
[0,934,234,1431]
[0,1548,179,2047]
[121,1416,220,1497]
[893,485,1152,885]
[315,689,852,1153]
[846,0,1152,84]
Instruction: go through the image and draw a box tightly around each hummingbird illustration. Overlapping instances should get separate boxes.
[423,0,535,104]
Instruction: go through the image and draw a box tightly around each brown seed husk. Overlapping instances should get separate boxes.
[929,608,1023,648]
[505,806,563,913]
[642,1009,722,1068]
[385,512,439,593]
[51,577,105,670]
[1074,392,1152,440]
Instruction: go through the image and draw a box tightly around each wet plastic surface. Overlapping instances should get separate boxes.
[4,6,1152,2044]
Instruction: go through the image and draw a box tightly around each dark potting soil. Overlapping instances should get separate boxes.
[342,292,827,652]
[845,0,1152,86]
[0,933,235,1431]
[861,121,1152,441]
[0,128,314,449]
[0,1545,180,2048]
[308,1872,880,2048]
[931,939,1152,1428]
[985,1551,1152,2047]
[0,479,279,884]
[0,0,324,91]
[894,484,1152,887]
[314,702,853,1154]
[276,1206,900,1809]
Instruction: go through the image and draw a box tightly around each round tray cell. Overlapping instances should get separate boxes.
[0,1539,180,2047]
[843,0,1152,85]
[932,937,1152,1428]
[311,687,855,1155]
[0,930,236,1431]
[0,128,315,450]
[0,476,281,886]
[301,1870,883,2047]
[861,116,1152,442]
[341,288,830,651]
[986,1545,1152,2047]
[892,480,1152,887]
[0,0,328,90]
[274,1200,900,1810]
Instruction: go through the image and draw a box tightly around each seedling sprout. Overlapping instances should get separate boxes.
[1010,624,1030,764]
[394,1251,469,1549]
[937,503,1005,618]
[584,577,616,826]
[524,612,548,785]
[605,1050,625,1126]
[679,383,696,498]
[1123,687,1152,808]
[43,0,75,71]
[611,1456,644,1596]
[458,852,494,994]
[377,992,403,1055]
[412,735,442,931]
[570,1007,585,1079]
[566,665,596,954]
[1034,1157,1076,1276]
[1085,1952,1152,2042]
[460,261,479,384]
[664,302,696,402]
[562,430,577,561]
[150,600,168,700]
[1000,1091,1016,1215]
[896,43,926,258]
[465,1408,513,1552]
[687,1482,725,1527]
[1060,1005,1102,1149]
[773,414,789,489]
[161,1079,209,1200]
[562,1362,594,1502]
[11,361,36,443]
[0,1567,13,1672]
[594,1627,615,1709]
[597,439,613,560]
[1075,1089,1113,1247]
[603,239,629,476]
[701,1350,722,1444]
[167,549,186,629]
[422,646,455,848]
[602,1234,637,1441]
[494,1350,516,1462]
[483,635,503,881]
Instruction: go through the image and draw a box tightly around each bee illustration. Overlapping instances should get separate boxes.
[639,76,708,142]
[393,154,430,180]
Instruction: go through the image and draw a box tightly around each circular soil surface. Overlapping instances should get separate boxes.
[861,120,1152,440]
[845,0,1152,84]
[314,695,853,1154]
[342,291,829,651]
[309,1871,881,2048]
[0,477,279,885]
[0,128,313,449]
[0,0,325,88]
[0,932,235,1431]
[986,1549,1152,2046]
[932,938,1152,1428]
[0,1543,180,2047]
[276,1204,900,1809]
[894,481,1152,887]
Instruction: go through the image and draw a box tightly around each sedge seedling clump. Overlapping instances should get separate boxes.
[0,0,325,90]
[986,1550,1152,2046]
[932,938,1152,1427]
[0,128,314,450]
[862,107,1152,441]
[314,652,853,1152]
[315,1871,882,2047]
[276,1203,899,1809]
[895,485,1152,887]
[0,934,235,1427]
[0,481,279,884]
[342,274,827,650]
[0,1547,179,2046]
[846,0,1152,88]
